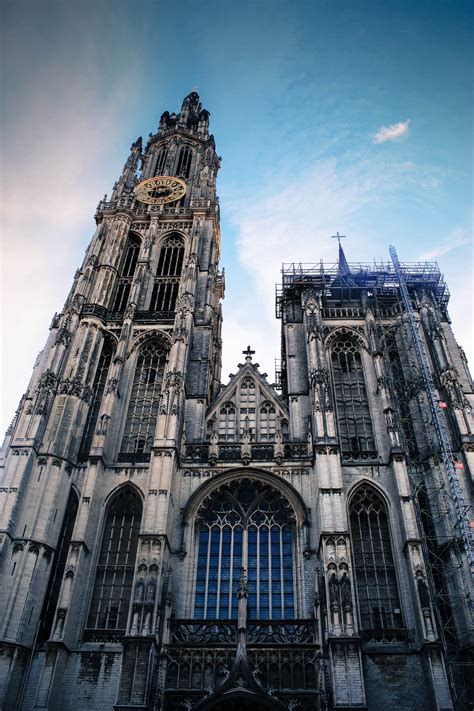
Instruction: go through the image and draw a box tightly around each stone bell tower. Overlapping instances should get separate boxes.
[0,91,224,710]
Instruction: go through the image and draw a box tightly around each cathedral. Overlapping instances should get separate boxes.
[0,92,472,711]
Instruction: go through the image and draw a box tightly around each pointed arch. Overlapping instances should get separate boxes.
[348,483,402,631]
[78,335,114,460]
[112,232,141,312]
[149,233,185,313]
[176,145,193,178]
[329,332,375,457]
[120,338,167,459]
[193,478,296,621]
[217,401,236,441]
[86,485,142,633]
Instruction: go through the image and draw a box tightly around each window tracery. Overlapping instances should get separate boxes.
[331,335,375,456]
[194,480,295,620]
[176,146,192,178]
[260,401,277,441]
[120,340,166,458]
[112,233,141,312]
[86,487,142,633]
[149,234,184,314]
[154,147,168,175]
[218,401,236,440]
[349,485,402,631]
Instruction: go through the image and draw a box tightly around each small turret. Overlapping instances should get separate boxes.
[111,136,142,200]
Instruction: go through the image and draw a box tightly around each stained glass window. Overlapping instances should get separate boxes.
[194,481,295,620]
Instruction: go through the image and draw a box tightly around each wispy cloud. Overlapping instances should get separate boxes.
[372,119,410,144]
[418,228,471,260]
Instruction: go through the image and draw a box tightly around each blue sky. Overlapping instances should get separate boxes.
[1,0,472,432]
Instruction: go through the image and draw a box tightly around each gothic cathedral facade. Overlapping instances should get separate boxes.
[0,93,472,711]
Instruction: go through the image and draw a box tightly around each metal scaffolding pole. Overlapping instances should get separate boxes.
[389,244,473,574]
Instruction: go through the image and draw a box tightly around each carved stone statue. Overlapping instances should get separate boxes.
[134,577,145,604]
[417,576,430,609]
[146,577,156,604]
[340,571,352,609]
[328,572,340,606]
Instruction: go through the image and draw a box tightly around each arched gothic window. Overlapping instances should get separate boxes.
[154,147,168,175]
[120,340,166,460]
[349,486,402,631]
[86,487,142,633]
[176,146,192,178]
[260,402,277,441]
[331,335,375,456]
[78,338,113,460]
[240,378,256,438]
[218,402,236,440]
[149,235,184,314]
[37,487,79,644]
[194,480,295,620]
[112,233,141,312]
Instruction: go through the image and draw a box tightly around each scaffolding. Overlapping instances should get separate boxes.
[276,252,473,708]
[276,260,450,318]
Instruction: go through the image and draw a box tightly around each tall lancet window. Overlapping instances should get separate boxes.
[112,233,141,312]
[86,487,142,634]
[240,378,256,438]
[331,335,375,456]
[260,402,277,440]
[194,480,295,620]
[38,487,79,644]
[154,146,168,175]
[349,486,402,631]
[120,340,166,460]
[218,402,236,440]
[149,234,184,314]
[176,146,192,178]
[78,338,113,460]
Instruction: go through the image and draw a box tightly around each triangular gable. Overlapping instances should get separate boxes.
[207,361,288,422]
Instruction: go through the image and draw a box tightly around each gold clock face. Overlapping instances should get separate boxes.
[135,176,187,205]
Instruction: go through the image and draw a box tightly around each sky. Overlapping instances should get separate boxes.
[1,0,473,434]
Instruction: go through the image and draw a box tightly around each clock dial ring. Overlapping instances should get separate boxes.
[135,176,187,205]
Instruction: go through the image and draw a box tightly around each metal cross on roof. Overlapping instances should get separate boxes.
[331,232,346,244]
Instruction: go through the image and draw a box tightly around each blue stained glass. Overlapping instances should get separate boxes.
[195,492,295,620]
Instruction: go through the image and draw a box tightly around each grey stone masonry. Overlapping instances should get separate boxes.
[0,93,472,711]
